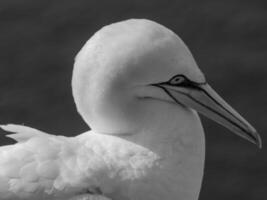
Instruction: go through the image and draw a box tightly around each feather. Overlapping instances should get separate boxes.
[0,124,116,200]
[0,124,48,142]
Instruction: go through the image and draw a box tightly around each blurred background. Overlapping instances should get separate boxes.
[0,0,266,199]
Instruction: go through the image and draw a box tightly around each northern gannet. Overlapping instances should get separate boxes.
[0,19,261,200]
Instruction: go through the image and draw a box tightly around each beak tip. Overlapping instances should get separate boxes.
[255,132,262,149]
[249,129,262,149]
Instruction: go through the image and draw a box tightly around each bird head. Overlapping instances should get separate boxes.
[72,19,261,147]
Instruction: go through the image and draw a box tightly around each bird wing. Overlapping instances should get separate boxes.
[0,124,113,200]
[1,124,49,142]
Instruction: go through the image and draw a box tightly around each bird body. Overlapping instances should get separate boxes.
[0,107,204,200]
[0,19,260,200]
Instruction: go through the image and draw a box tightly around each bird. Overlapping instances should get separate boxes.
[0,19,261,200]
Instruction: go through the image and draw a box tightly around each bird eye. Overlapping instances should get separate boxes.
[169,75,185,85]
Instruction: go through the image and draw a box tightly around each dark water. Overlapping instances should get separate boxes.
[0,0,266,199]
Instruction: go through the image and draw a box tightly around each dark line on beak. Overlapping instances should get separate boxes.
[177,90,259,144]
[160,81,255,137]
[197,85,252,132]
[153,82,259,144]
[153,82,259,145]
[156,85,184,107]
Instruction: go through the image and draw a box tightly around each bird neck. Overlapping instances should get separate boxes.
[121,107,205,155]
[118,109,205,200]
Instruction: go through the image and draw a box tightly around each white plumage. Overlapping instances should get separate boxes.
[0,19,260,200]
[0,124,159,200]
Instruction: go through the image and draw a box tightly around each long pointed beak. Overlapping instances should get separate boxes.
[156,83,262,148]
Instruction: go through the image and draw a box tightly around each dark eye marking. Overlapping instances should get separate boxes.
[169,75,186,85]
[150,74,206,89]
[168,74,206,87]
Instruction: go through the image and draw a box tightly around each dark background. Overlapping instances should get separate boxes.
[0,0,266,199]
